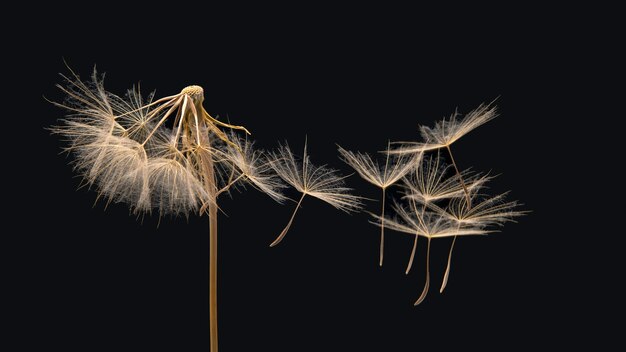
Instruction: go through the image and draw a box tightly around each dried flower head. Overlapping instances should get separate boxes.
[52,68,281,216]
[52,67,287,352]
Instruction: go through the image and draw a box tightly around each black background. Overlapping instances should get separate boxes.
[8,5,619,351]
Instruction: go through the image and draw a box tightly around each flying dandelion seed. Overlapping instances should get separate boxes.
[389,103,498,207]
[372,199,489,305]
[356,102,524,306]
[219,133,288,203]
[269,140,363,247]
[401,154,491,274]
[52,67,286,352]
[338,142,417,266]
[428,190,527,292]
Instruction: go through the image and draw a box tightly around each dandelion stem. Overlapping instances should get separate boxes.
[379,188,386,267]
[405,234,418,274]
[414,238,431,306]
[196,113,219,352]
[209,199,218,352]
[440,235,457,293]
[444,145,468,291]
[406,204,425,274]
[445,145,471,208]
[270,193,306,247]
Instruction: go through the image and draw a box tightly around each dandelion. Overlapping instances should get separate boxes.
[429,191,526,292]
[52,67,285,352]
[338,142,416,266]
[269,140,363,247]
[432,191,525,227]
[389,103,498,206]
[219,133,287,203]
[372,200,489,305]
[358,102,524,306]
[401,154,491,274]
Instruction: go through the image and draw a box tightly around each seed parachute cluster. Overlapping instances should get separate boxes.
[340,103,526,305]
[51,68,285,216]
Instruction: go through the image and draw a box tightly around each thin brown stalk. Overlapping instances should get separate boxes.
[337,143,413,266]
[406,203,425,274]
[196,111,220,352]
[440,235,457,293]
[443,145,468,296]
[405,235,418,274]
[414,238,431,306]
[209,200,218,352]
[445,145,470,207]
[271,193,306,247]
[379,188,386,266]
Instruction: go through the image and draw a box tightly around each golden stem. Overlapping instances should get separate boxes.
[190,92,219,352]
[407,202,426,274]
[443,146,468,297]
[270,193,306,247]
[440,235,457,293]
[414,238,431,306]
[379,188,386,267]
[445,145,470,207]
[405,235,418,274]
[209,198,218,352]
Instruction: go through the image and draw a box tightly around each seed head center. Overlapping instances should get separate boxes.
[181,85,204,101]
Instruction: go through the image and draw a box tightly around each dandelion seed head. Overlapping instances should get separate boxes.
[52,68,282,217]
[181,85,204,100]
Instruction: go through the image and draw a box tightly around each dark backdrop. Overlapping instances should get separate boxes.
[9,5,617,351]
